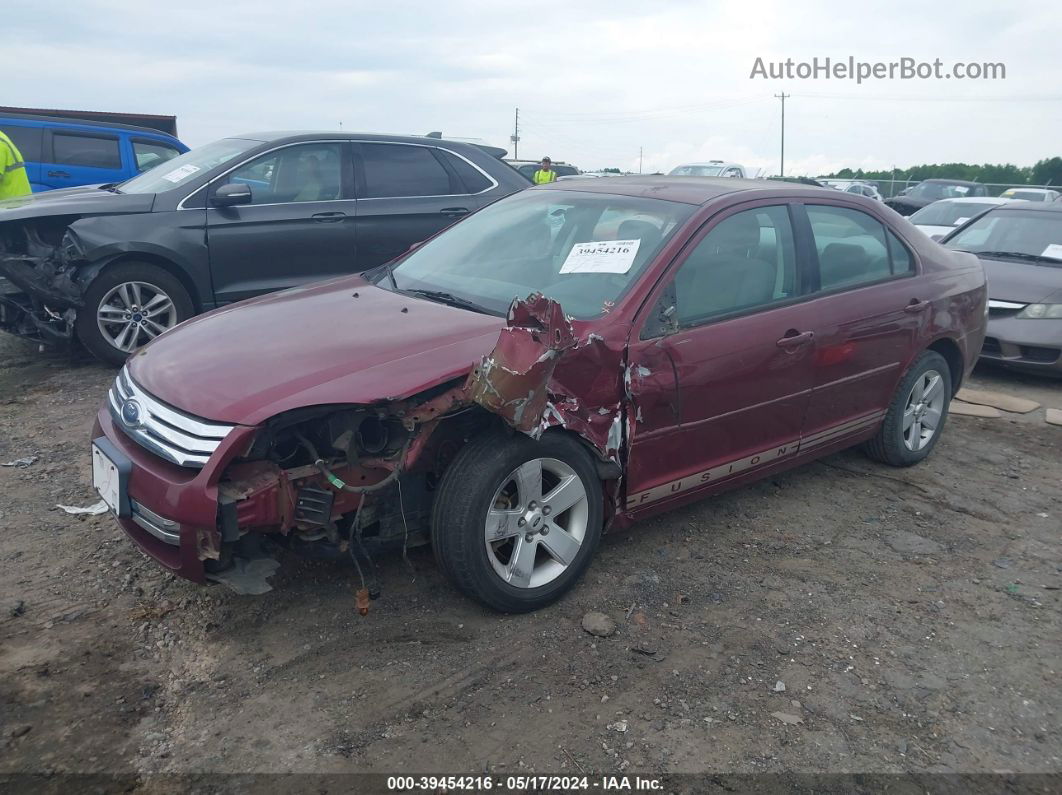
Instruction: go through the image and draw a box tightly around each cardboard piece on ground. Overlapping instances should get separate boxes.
[1046,408,1062,427]
[950,400,1003,418]
[955,388,1040,414]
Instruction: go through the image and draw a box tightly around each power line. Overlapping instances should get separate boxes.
[524,96,769,124]
[795,92,1062,103]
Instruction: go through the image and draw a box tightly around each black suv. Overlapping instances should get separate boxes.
[0,132,527,364]
[884,178,989,216]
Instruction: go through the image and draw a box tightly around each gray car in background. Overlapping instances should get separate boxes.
[0,131,526,364]
[943,201,1062,376]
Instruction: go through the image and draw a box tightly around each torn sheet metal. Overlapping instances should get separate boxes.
[465,293,577,435]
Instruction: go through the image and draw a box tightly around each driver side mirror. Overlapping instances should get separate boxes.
[211,183,252,207]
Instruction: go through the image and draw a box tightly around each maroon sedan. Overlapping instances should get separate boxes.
[91,178,987,612]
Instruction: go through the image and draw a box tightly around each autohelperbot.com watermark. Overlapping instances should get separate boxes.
[750,56,1006,83]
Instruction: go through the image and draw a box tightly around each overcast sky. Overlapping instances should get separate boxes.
[5,0,1060,176]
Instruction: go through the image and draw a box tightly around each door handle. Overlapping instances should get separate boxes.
[440,207,470,218]
[776,330,814,350]
[904,299,929,313]
[311,211,347,223]
[47,170,71,178]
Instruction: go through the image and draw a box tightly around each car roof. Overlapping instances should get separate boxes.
[922,178,982,186]
[0,111,180,139]
[1003,187,1056,194]
[229,131,494,149]
[533,175,832,205]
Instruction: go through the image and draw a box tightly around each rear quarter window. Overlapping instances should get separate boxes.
[440,150,493,193]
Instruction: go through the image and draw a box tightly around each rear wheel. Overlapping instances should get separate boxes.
[432,431,603,613]
[76,262,193,366]
[865,350,952,467]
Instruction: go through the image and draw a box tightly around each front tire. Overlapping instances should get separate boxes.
[432,431,603,613]
[76,262,193,366]
[865,350,952,467]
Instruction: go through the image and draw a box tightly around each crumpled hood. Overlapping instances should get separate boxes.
[128,276,505,425]
[981,256,1062,304]
[0,185,155,222]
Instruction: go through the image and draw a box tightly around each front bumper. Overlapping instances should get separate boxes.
[93,405,257,582]
[981,314,1062,375]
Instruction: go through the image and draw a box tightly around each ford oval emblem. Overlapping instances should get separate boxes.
[121,398,142,427]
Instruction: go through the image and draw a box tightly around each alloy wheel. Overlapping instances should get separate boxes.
[484,457,589,589]
[96,281,179,353]
[902,368,946,451]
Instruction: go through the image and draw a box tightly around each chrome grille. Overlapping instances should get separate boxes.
[108,367,235,468]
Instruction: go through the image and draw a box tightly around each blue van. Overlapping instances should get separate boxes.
[0,113,189,192]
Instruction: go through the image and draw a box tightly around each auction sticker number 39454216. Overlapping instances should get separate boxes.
[560,239,641,274]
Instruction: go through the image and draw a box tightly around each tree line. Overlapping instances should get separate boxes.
[824,157,1062,186]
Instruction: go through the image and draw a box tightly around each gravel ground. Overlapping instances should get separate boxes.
[1,333,1060,791]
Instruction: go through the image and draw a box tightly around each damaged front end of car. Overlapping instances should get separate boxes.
[202,293,629,604]
[0,217,89,345]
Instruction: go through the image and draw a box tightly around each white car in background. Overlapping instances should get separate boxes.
[669,161,747,178]
[822,179,883,201]
[999,187,1061,203]
[908,196,1016,239]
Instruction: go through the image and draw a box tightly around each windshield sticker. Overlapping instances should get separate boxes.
[160,164,201,183]
[560,239,642,274]
[954,217,970,225]
[1041,244,1062,260]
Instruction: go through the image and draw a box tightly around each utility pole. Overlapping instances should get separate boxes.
[511,108,520,160]
[639,147,643,175]
[774,92,790,176]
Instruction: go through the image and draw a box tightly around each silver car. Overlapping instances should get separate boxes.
[944,202,1062,376]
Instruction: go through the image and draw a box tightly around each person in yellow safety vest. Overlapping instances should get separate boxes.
[532,157,558,185]
[0,130,32,200]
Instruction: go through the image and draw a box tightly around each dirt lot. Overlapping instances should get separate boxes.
[1,332,1060,790]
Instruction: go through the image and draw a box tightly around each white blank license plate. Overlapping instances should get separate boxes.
[91,443,122,515]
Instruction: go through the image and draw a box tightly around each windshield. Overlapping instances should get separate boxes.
[669,165,724,177]
[946,209,1062,265]
[383,190,695,318]
[907,182,973,200]
[910,200,997,227]
[118,138,260,194]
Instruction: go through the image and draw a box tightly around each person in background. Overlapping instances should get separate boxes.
[0,130,32,199]
[532,157,558,185]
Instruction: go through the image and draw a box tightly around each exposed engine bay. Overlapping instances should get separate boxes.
[0,217,91,344]
[196,294,628,605]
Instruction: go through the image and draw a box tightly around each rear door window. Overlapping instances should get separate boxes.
[0,125,43,160]
[357,143,453,198]
[807,205,911,290]
[51,132,122,169]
